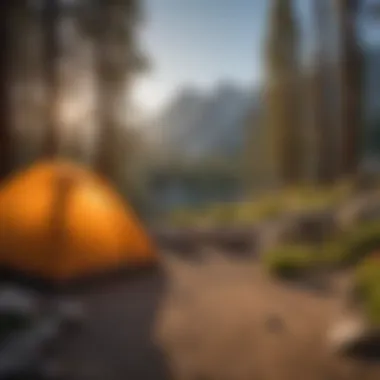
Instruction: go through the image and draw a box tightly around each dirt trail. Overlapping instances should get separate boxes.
[155,253,380,380]
[56,252,380,380]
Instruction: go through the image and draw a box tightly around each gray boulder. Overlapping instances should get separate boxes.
[258,209,336,253]
[336,193,380,230]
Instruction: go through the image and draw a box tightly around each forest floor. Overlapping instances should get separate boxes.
[56,244,380,380]
[154,252,380,380]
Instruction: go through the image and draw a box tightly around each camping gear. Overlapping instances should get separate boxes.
[0,161,165,380]
[0,160,157,284]
[0,285,85,379]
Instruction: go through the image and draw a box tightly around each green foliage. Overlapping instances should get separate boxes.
[167,183,354,228]
[167,198,285,228]
[168,208,203,227]
[319,239,347,266]
[355,258,380,325]
[337,222,380,266]
[261,220,380,281]
[311,221,380,268]
[235,199,283,222]
[262,245,318,279]
[280,183,353,212]
[260,221,380,322]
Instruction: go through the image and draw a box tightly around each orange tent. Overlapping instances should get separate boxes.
[0,161,157,282]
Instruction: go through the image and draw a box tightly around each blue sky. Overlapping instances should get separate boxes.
[133,0,379,114]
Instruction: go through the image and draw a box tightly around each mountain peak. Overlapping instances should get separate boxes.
[151,81,257,161]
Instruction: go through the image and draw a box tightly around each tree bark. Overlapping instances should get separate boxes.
[265,0,303,188]
[41,0,74,264]
[0,2,14,181]
[93,1,130,183]
[336,0,364,178]
[42,0,61,158]
[312,0,336,184]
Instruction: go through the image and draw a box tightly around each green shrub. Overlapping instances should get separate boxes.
[280,183,352,214]
[187,199,285,228]
[355,259,380,325]
[336,222,380,266]
[168,208,200,227]
[276,221,380,275]
[255,199,284,220]
[167,183,354,229]
[312,222,380,269]
[206,204,237,226]
[263,245,318,279]
[319,240,346,266]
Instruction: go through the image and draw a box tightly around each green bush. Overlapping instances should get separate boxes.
[309,222,380,269]
[167,183,354,229]
[335,222,380,266]
[170,199,286,228]
[318,240,346,266]
[280,183,352,214]
[263,245,318,279]
[205,204,238,226]
[355,259,380,325]
[168,208,200,227]
[262,221,380,281]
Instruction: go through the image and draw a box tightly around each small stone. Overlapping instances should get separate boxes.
[327,317,367,354]
[264,313,285,333]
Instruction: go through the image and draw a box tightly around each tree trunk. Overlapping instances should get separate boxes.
[94,49,119,180]
[93,1,128,183]
[265,0,303,188]
[312,0,336,184]
[336,0,363,178]
[42,0,61,158]
[0,2,14,181]
[41,0,73,260]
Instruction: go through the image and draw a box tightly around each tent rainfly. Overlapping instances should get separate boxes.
[0,161,157,283]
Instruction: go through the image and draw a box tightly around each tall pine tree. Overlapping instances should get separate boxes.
[78,0,147,184]
[312,0,337,184]
[42,0,61,158]
[336,0,364,178]
[0,2,15,181]
[264,0,303,188]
